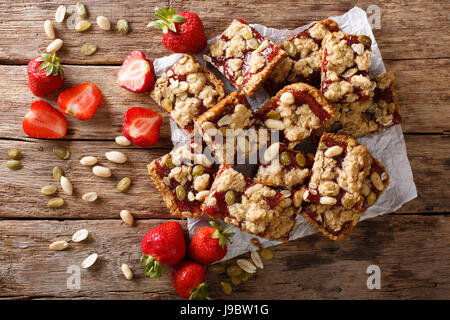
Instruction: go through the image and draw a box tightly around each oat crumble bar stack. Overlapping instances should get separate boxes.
[150,54,225,136]
[323,71,402,137]
[201,165,299,241]
[147,140,217,219]
[194,91,268,165]
[205,19,287,96]
[266,19,340,95]
[321,31,373,103]
[301,153,389,240]
[255,83,335,149]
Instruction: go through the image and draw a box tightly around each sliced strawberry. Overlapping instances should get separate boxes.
[122,107,163,147]
[57,83,103,120]
[23,100,67,139]
[117,50,155,93]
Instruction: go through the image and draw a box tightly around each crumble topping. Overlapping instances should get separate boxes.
[150,54,225,134]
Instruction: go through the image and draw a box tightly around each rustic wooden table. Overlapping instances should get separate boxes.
[0,0,449,300]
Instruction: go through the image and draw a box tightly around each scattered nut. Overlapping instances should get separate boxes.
[320,196,337,205]
[260,248,273,260]
[81,43,97,56]
[6,160,22,170]
[47,197,64,208]
[115,136,131,146]
[324,145,343,158]
[93,166,111,177]
[81,253,98,268]
[105,151,127,164]
[44,20,55,39]
[82,191,98,202]
[80,156,98,166]
[96,16,111,30]
[226,265,242,277]
[264,118,285,130]
[117,177,132,192]
[8,149,22,160]
[251,250,264,269]
[75,20,91,32]
[220,281,232,295]
[41,185,58,196]
[231,276,241,286]
[53,146,70,160]
[120,209,134,226]
[72,228,89,242]
[46,39,63,53]
[117,19,129,34]
[121,263,133,280]
[370,171,384,191]
[236,259,256,274]
[60,176,73,195]
[76,2,88,18]
[264,142,280,162]
[55,5,66,23]
[49,240,69,251]
[208,264,225,274]
[52,166,64,182]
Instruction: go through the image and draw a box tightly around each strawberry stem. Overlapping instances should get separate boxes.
[189,282,211,300]
[147,7,186,34]
[140,254,163,279]
[209,221,235,248]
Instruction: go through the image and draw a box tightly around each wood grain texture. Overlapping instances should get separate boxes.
[0,215,448,300]
[0,0,449,65]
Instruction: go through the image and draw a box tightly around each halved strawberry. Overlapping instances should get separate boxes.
[23,100,67,139]
[122,107,163,147]
[57,82,103,120]
[117,50,155,93]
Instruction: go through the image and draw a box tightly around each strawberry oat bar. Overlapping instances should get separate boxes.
[148,140,217,219]
[321,31,373,103]
[301,153,389,240]
[304,132,372,213]
[266,19,340,94]
[255,83,335,149]
[205,19,287,96]
[202,165,300,241]
[150,54,225,135]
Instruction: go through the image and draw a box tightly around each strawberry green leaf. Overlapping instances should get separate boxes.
[189,282,211,300]
[172,15,186,23]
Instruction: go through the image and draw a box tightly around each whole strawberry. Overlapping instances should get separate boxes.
[148,7,207,53]
[27,52,64,97]
[188,221,234,265]
[172,260,210,300]
[140,221,186,279]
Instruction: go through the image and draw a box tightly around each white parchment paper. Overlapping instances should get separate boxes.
[152,7,417,260]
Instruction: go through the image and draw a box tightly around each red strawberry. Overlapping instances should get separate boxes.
[141,221,186,279]
[23,100,67,139]
[171,260,210,300]
[117,50,155,93]
[148,7,206,53]
[57,83,103,120]
[188,221,234,265]
[27,52,64,97]
[122,107,163,147]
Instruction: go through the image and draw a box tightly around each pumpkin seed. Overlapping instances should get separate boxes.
[225,190,236,205]
[220,281,232,295]
[76,2,88,18]
[117,177,132,192]
[243,31,253,40]
[8,149,22,160]
[164,157,175,169]
[121,263,133,280]
[296,153,306,166]
[81,43,97,56]
[283,41,297,57]
[236,259,256,273]
[115,136,131,146]
[208,264,225,274]
[231,276,241,286]
[267,110,280,120]
[72,228,89,242]
[161,98,172,112]
[192,165,204,176]
[260,248,273,260]
[53,146,70,160]
[358,35,372,47]
[81,253,98,269]
[176,185,186,201]
[240,271,251,281]
[47,197,64,208]
[117,19,129,35]
[41,185,57,196]
[120,209,134,226]
[96,16,111,30]
[367,192,377,206]
[226,265,242,277]
[49,240,68,250]
[52,166,64,182]
[6,160,22,170]
[55,5,66,23]
[75,20,91,32]
[60,176,73,195]
[280,151,291,166]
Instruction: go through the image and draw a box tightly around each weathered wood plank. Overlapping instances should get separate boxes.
[0,0,448,65]
[0,135,448,219]
[0,59,448,143]
[0,215,448,299]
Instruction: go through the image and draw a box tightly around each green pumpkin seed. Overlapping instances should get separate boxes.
[318,142,327,150]
[388,102,396,114]
[242,31,253,40]
[161,98,173,112]
[227,265,242,277]
[165,157,175,169]
[81,42,97,56]
[208,264,225,274]
[41,185,58,196]
[192,165,204,176]
[225,190,236,205]
[240,271,251,281]
[117,177,132,192]
[283,41,297,57]
[52,166,64,182]
[75,20,91,32]
[367,192,377,206]
[358,35,372,48]
[280,151,291,166]
[53,146,70,160]
[8,149,22,160]
[6,160,22,170]
[117,19,129,35]
[231,276,241,286]
[176,185,186,201]
[267,110,280,120]
[220,281,232,295]
[260,248,273,260]
[296,153,306,167]
[76,2,88,18]
[47,197,64,208]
